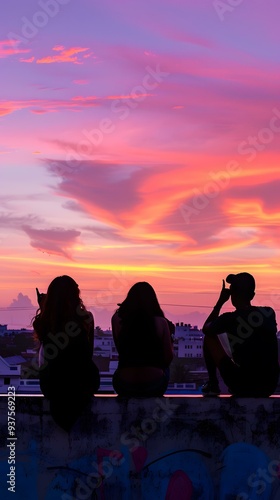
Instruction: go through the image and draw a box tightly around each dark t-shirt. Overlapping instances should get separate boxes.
[207,306,279,381]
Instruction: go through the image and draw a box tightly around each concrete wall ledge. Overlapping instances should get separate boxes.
[1,397,280,499]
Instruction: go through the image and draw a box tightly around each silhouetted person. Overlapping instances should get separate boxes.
[202,273,279,397]
[112,282,174,397]
[33,275,100,430]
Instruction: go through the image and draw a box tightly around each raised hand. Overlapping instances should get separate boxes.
[217,279,231,305]
[36,288,46,307]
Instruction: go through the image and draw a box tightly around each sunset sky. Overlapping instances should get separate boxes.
[1,0,280,329]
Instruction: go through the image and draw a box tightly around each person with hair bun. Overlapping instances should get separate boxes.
[111,282,174,397]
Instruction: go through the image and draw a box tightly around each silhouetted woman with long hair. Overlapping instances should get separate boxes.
[112,282,174,397]
[33,275,99,429]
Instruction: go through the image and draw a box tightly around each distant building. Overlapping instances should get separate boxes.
[94,336,114,357]
[175,322,201,337]
[0,325,33,336]
[0,324,8,335]
[0,356,21,392]
[175,323,203,358]
[3,355,26,366]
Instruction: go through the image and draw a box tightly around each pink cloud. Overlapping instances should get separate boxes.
[30,109,50,114]
[22,225,81,259]
[9,293,35,310]
[73,79,90,85]
[20,56,35,63]
[83,52,96,59]
[0,213,81,259]
[0,213,41,229]
[0,39,30,58]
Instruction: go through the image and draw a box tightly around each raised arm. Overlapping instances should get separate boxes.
[202,280,231,335]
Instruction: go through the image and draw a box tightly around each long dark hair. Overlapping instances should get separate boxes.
[33,275,90,342]
[117,281,165,319]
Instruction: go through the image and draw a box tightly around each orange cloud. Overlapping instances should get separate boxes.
[225,200,280,225]
[0,91,156,117]
[45,155,280,262]
[36,46,90,64]
[0,96,100,116]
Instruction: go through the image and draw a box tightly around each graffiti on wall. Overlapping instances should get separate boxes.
[1,441,279,499]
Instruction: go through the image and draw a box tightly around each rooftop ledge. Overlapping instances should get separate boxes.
[1,396,280,499]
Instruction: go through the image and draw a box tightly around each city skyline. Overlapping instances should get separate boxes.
[1,1,280,329]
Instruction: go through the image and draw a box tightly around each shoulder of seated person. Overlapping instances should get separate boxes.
[154,316,168,328]
[112,309,120,317]
[112,311,122,327]
[252,305,275,314]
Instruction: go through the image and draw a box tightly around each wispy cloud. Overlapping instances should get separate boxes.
[73,79,89,85]
[36,46,90,64]
[0,39,30,58]
[0,213,80,259]
[0,97,99,117]
[22,225,81,259]
[20,56,35,63]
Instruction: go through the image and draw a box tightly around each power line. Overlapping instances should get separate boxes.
[2,303,280,312]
